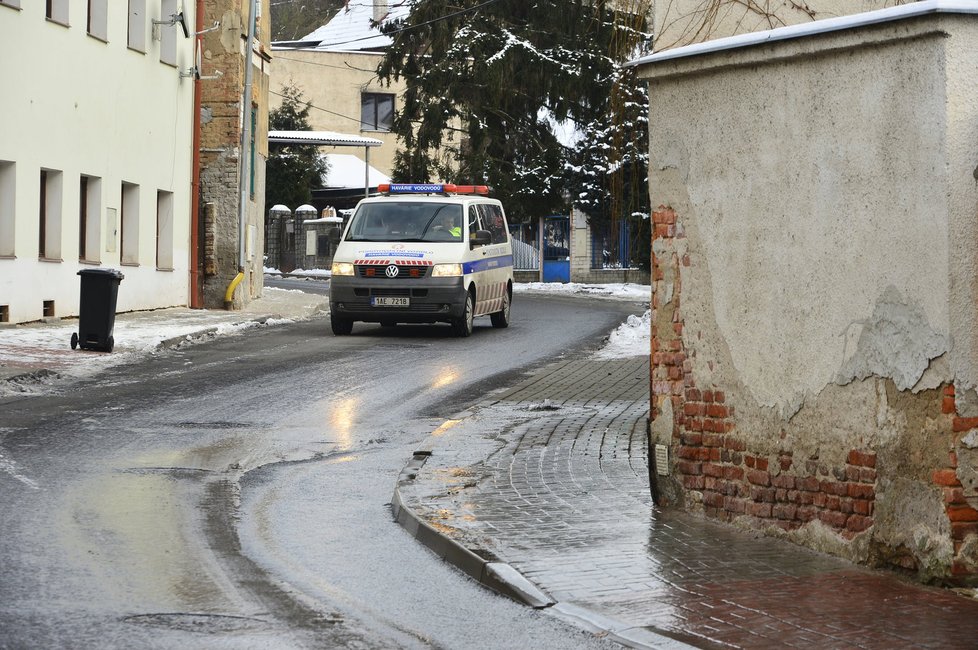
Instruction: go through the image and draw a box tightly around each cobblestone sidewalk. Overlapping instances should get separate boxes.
[394,356,978,649]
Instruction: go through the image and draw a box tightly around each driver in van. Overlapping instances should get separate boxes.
[435,213,461,239]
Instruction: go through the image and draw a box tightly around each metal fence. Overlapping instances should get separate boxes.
[508,222,540,270]
[591,219,634,269]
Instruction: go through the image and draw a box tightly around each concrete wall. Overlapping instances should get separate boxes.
[270,49,403,177]
[0,2,195,323]
[638,12,978,582]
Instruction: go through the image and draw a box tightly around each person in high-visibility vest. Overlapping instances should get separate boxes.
[435,214,461,239]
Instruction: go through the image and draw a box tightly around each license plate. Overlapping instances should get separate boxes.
[372,296,409,307]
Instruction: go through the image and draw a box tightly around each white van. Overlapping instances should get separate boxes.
[329,183,514,336]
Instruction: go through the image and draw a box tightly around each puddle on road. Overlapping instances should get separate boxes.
[62,471,232,612]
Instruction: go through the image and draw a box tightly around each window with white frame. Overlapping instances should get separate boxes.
[128,0,146,52]
[360,93,394,132]
[0,161,14,257]
[39,169,63,260]
[121,182,139,265]
[79,175,101,263]
[156,190,173,270]
[1,1,22,10]
[46,0,69,25]
[87,0,108,41]
[159,0,177,65]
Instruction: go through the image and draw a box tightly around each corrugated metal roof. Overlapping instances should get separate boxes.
[629,0,978,67]
[269,130,383,147]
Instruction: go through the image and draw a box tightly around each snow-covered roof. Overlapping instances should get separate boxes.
[629,0,978,67]
[321,153,391,189]
[293,1,413,52]
[269,130,383,147]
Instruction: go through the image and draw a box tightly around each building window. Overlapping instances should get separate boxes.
[156,190,173,270]
[87,0,107,41]
[360,93,394,132]
[39,169,63,261]
[159,0,177,65]
[121,182,139,265]
[80,175,101,263]
[46,0,69,25]
[0,161,14,257]
[128,0,146,52]
[1,1,22,10]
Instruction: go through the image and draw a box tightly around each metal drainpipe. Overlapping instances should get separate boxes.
[229,0,258,308]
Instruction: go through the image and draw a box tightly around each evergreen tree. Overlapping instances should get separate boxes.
[265,84,329,213]
[377,0,652,267]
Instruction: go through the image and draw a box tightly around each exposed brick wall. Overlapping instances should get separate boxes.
[197,1,270,309]
[651,205,978,580]
[940,384,978,578]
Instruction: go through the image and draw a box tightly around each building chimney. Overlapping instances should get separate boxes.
[373,0,389,24]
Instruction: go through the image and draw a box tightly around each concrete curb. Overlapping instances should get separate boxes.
[391,451,557,610]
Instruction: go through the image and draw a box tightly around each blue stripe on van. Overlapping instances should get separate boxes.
[463,254,514,275]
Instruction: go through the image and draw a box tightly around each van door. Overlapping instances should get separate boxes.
[470,202,511,316]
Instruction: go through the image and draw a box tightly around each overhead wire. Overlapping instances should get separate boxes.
[301,0,506,49]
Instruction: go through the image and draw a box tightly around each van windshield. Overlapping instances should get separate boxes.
[343,202,464,243]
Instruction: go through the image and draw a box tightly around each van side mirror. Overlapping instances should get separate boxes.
[470,230,492,247]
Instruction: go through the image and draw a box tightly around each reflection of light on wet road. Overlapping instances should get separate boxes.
[328,397,359,452]
[327,454,360,464]
[430,367,459,390]
[431,419,460,437]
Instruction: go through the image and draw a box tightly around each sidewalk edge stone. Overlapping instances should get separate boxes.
[548,603,700,650]
[392,452,556,609]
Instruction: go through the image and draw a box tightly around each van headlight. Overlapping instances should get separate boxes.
[431,263,463,277]
[331,262,355,276]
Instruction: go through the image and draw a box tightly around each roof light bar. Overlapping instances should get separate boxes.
[377,183,490,196]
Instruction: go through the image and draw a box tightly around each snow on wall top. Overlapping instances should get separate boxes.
[629,0,978,67]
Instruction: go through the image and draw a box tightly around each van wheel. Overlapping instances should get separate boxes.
[331,314,353,335]
[452,293,474,337]
[490,290,511,329]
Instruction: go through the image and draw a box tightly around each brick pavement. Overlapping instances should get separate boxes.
[395,356,978,649]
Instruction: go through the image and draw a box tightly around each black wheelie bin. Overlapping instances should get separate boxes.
[71,268,124,352]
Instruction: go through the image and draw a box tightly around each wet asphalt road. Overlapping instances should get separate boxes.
[0,293,644,649]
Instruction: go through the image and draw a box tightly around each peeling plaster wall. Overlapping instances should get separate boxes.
[945,19,978,415]
[639,12,978,582]
[646,23,951,417]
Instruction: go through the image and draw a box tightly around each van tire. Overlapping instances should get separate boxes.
[452,292,474,337]
[331,314,353,335]
[490,289,511,329]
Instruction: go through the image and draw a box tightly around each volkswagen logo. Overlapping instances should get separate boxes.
[385,264,399,278]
